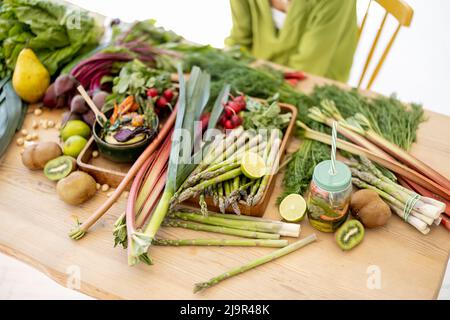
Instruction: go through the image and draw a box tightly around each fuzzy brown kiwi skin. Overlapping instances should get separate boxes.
[22,142,62,170]
[335,220,365,251]
[351,189,391,228]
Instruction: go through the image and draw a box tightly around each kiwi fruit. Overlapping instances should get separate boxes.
[21,141,62,170]
[335,220,365,251]
[56,171,96,205]
[351,189,391,228]
[44,156,77,181]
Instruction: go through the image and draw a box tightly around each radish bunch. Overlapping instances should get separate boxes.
[146,86,178,112]
[219,94,246,129]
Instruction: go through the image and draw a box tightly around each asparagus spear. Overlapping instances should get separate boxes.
[199,193,208,216]
[252,129,282,205]
[194,234,317,293]
[163,219,280,239]
[169,211,300,236]
[153,238,288,248]
[175,168,242,205]
[173,127,243,198]
[218,182,226,213]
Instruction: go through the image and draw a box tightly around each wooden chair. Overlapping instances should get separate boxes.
[357,0,414,89]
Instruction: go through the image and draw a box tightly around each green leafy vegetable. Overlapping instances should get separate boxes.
[243,95,291,131]
[0,0,102,77]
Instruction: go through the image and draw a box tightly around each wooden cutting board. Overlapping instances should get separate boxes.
[0,74,449,300]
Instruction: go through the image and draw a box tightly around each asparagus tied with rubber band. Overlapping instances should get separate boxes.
[298,121,450,201]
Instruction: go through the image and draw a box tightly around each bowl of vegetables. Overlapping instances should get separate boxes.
[93,95,159,163]
[92,60,178,163]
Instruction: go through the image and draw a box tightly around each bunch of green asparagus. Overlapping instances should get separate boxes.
[170,126,283,214]
[350,157,444,234]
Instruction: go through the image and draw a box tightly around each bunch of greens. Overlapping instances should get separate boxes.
[279,85,424,201]
[182,49,302,107]
[243,95,291,131]
[0,0,102,77]
[104,59,172,112]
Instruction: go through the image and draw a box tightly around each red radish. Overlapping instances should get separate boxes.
[163,88,174,101]
[224,120,234,130]
[224,107,234,117]
[230,114,242,127]
[234,95,246,109]
[219,114,228,126]
[156,96,168,108]
[200,113,210,132]
[227,101,241,113]
[147,88,159,98]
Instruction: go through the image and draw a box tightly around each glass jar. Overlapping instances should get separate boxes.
[307,160,352,233]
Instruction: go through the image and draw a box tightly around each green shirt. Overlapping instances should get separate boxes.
[225,0,358,82]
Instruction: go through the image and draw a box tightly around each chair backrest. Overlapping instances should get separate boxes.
[357,0,414,89]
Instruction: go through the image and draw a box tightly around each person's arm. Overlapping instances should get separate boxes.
[225,0,253,50]
[288,0,356,77]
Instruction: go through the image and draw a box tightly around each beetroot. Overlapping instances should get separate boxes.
[43,84,58,108]
[61,111,82,126]
[82,110,96,127]
[92,91,108,109]
[70,95,89,114]
[54,74,77,96]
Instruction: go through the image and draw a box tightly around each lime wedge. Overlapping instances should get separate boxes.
[241,152,266,179]
[279,194,307,222]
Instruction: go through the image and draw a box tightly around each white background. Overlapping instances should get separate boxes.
[1,0,449,299]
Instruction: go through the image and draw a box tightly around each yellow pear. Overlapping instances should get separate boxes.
[12,48,50,103]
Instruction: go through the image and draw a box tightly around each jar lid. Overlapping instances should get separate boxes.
[313,160,351,192]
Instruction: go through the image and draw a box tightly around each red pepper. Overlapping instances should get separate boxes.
[284,70,307,81]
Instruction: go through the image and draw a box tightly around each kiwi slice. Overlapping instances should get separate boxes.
[335,220,365,251]
[44,156,77,181]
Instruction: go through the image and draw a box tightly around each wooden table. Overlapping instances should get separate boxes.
[1,75,449,300]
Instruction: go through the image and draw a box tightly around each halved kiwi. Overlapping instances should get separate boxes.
[335,220,365,251]
[44,156,77,181]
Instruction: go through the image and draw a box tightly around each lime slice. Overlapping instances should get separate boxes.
[241,152,266,179]
[279,194,307,222]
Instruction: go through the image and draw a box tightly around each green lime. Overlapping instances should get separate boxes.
[279,194,307,222]
[63,135,87,158]
[241,152,266,179]
[60,120,91,141]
